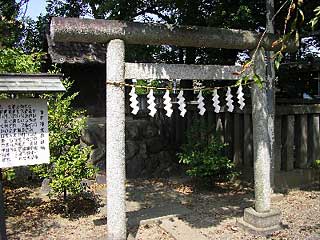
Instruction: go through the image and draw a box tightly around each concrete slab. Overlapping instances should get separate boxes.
[271,193,285,202]
[305,234,320,240]
[127,203,191,227]
[159,217,208,240]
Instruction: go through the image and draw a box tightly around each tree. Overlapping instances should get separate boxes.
[0,0,48,53]
[44,0,267,65]
[0,0,22,48]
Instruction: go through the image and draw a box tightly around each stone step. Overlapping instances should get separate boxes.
[159,217,208,240]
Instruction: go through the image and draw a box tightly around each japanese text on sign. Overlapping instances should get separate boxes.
[0,99,49,168]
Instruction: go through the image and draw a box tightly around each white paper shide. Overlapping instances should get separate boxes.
[177,90,186,117]
[0,99,49,168]
[163,89,173,117]
[212,89,221,113]
[129,86,139,115]
[226,87,234,112]
[237,85,245,110]
[147,89,157,117]
[197,90,206,115]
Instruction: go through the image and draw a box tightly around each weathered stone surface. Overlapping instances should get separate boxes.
[238,207,281,235]
[40,178,52,195]
[125,140,140,159]
[142,123,158,138]
[125,122,139,140]
[50,18,296,52]
[274,117,282,171]
[148,151,175,177]
[96,173,106,184]
[126,153,145,178]
[243,207,281,228]
[125,62,242,81]
[145,137,164,153]
[82,116,177,179]
[81,118,105,146]
[127,204,191,227]
[159,217,207,240]
[89,148,105,165]
[106,39,126,240]
[251,48,271,213]
[81,118,106,166]
[126,142,148,178]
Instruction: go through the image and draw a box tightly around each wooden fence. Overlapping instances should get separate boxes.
[126,94,320,173]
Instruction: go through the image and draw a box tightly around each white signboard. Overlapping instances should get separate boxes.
[0,99,49,168]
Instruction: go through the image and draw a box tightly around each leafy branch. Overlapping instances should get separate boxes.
[310,6,320,30]
[236,0,304,88]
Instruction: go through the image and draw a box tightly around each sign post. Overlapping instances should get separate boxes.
[0,73,65,240]
[0,169,7,240]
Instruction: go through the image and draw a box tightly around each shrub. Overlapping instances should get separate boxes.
[33,79,96,200]
[313,159,320,169]
[177,121,237,182]
[1,168,15,181]
[0,48,43,73]
[0,47,95,200]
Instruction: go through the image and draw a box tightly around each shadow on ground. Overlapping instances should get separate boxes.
[124,178,255,238]
[3,180,103,239]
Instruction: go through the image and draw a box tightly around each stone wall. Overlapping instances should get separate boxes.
[81,117,178,178]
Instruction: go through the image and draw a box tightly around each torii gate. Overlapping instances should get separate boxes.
[49,18,294,239]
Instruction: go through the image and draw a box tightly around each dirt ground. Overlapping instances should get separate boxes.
[3,178,320,240]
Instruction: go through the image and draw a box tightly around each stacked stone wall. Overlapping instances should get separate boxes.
[81,117,178,178]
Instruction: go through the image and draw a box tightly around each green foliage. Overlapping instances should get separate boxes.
[22,15,50,53]
[310,6,320,30]
[32,78,96,198]
[33,145,94,197]
[177,121,236,181]
[274,51,284,70]
[1,168,16,181]
[0,0,21,48]
[312,159,320,169]
[46,0,89,18]
[253,74,263,89]
[135,79,167,95]
[0,48,44,73]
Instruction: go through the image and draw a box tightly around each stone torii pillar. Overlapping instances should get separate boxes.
[237,48,281,233]
[106,39,126,240]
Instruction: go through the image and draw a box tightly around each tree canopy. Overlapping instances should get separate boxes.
[1,0,319,64]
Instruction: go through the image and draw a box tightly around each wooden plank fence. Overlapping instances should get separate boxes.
[126,94,320,172]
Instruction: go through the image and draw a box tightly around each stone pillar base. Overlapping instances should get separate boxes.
[237,207,282,235]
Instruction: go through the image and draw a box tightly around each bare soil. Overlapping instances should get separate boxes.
[3,179,320,240]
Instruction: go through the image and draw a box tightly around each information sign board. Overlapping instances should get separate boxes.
[0,99,49,168]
